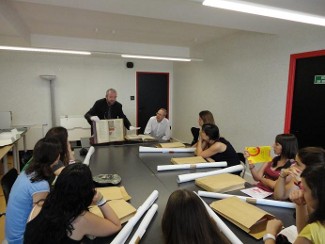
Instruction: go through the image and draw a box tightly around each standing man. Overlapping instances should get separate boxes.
[85,88,132,131]
[144,108,171,141]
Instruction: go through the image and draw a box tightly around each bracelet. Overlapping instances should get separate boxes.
[96,197,107,207]
[69,160,76,164]
[263,233,276,241]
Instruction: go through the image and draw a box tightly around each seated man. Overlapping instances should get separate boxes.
[144,108,171,141]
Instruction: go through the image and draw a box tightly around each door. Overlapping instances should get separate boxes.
[285,50,325,148]
[136,72,169,134]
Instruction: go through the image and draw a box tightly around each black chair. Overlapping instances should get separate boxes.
[237,152,246,178]
[1,168,18,204]
[190,127,200,145]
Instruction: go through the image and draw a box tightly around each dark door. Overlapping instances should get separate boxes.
[285,50,325,148]
[136,72,169,134]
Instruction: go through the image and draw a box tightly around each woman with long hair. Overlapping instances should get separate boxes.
[5,137,61,243]
[265,164,325,243]
[24,163,121,243]
[162,189,229,244]
[274,147,325,200]
[191,110,215,146]
[247,134,298,192]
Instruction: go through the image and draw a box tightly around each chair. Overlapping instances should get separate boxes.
[237,152,246,178]
[1,168,18,204]
[190,127,200,146]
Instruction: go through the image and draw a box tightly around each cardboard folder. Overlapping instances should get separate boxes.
[171,156,207,164]
[158,141,186,148]
[90,199,137,224]
[210,197,274,239]
[195,173,246,192]
[96,186,131,201]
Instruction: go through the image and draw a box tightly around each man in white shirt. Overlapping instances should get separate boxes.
[144,108,171,141]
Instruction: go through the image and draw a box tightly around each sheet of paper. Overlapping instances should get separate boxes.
[241,187,273,199]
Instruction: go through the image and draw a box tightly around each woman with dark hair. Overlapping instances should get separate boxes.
[274,147,325,200]
[22,126,75,174]
[5,137,61,244]
[247,134,298,192]
[45,126,75,166]
[162,189,229,244]
[265,165,325,243]
[191,110,215,146]
[195,123,240,168]
[24,163,121,243]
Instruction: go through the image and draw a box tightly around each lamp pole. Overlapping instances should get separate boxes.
[40,75,57,127]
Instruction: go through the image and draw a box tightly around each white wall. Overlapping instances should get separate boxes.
[173,25,325,152]
[0,52,173,149]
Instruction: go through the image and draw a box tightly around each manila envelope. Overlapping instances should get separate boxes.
[210,197,274,239]
[195,173,246,193]
[90,199,136,224]
[171,156,207,164]
[96,186,131,201]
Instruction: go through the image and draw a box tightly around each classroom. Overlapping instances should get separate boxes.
[1,0,325,243]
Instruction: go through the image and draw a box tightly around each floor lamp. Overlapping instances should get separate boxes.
[40,75,57,127]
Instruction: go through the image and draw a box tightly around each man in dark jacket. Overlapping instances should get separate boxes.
[85,88,132,133]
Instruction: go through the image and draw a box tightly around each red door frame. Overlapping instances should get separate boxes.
[284,50,325,133]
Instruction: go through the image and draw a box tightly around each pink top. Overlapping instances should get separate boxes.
[257,161,286,192]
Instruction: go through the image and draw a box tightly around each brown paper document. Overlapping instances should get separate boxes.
[171,156,207,164]
[195,173,246,192]
[210,197,274,239]
[90,199,137,224]
[158,142,186,148]
[96,186,131,201]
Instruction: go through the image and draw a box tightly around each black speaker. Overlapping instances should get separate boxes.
[126,62,134,68]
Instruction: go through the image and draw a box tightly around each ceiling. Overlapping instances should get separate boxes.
[1,0,325,57]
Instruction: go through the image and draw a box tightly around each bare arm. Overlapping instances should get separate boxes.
[249,163,268,182]
[273,169,297,200]
[32,192,48,206]
[195,138,223,158]
[290,190,309,232]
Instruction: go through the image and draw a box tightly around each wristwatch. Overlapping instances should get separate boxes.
[263,233,276,241]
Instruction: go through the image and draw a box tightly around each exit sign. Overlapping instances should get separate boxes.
[314,75,325,84]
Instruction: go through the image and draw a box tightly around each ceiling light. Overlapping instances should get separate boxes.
[121,54,191,62]
[0,46,91,55]
[203,0,325,27]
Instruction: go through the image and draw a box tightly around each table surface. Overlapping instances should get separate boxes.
[76,142,295,244]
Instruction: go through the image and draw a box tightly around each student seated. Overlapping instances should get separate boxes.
[22,126,76,174]
[5,137,61,244]
[264,165,325,243]
[195,123,240,168]
[191,110,215,146]
[24,163,121,243]
[144,108,171,141]
[162,189,229,244]
[273,147,325,200]
[246,134,298,192]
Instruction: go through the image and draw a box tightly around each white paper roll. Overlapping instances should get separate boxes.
[139,146,195,153]
[157,161,227,171]
[82,146,95,166]
[110,190,159,244]
[177,164,243,183]
[194,192,243,244]
[198,191,295,209]
[128,203,158,244]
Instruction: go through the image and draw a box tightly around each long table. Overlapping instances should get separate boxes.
[79,142,295,244]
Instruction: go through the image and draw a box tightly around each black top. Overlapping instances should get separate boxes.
[210,137,240,167]
[84,98,131,130]
[24,210,81,244]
